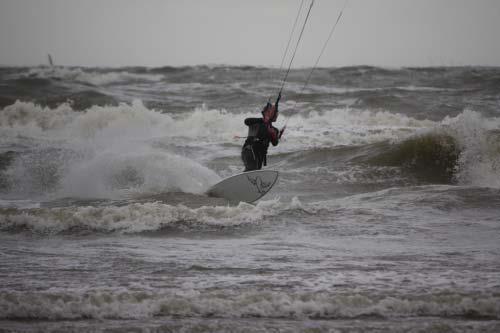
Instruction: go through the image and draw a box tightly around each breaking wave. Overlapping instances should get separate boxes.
[0,101,221,198]
[1,100,500,202]
[445,110,500,188]
[0,199,283,234]
[360,110,500,186]
[2,186,499,235]
[1,289,498,320]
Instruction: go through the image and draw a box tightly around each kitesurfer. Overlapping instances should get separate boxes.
[241,94,285,172]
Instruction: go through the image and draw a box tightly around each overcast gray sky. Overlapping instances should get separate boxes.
[1,0,499,67]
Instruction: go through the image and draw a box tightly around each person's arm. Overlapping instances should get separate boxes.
[267,125,279,146]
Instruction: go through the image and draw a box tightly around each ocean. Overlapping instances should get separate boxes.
[0,65,499,332]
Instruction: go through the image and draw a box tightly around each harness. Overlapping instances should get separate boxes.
[244,122,270,166]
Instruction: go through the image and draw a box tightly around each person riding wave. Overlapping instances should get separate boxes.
[241,94,285,172]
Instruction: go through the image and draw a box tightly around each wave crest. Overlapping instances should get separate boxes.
[1,289,497,320]
[0,199,282,234]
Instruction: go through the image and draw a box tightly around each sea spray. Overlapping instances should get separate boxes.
[443,109,500,188]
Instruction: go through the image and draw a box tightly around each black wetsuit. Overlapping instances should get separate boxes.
[241,118,279,172]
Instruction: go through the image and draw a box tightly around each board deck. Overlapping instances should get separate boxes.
[207,170,279,203]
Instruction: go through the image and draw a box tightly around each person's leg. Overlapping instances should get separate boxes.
[256,153,263,170]
[241,146,258,172]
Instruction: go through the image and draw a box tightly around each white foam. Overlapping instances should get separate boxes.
[0,101,76,133]
[441,109,500,188]
[0,288,498,320]
[276,108,435,152]
[0,199,283,234]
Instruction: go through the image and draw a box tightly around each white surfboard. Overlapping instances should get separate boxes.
[207,170,279,203]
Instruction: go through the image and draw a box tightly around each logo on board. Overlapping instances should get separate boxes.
[247,175,272,194]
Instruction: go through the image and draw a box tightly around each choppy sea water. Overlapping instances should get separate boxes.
[0,65,499,332]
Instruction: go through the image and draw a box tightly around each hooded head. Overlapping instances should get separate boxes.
[262,103,278,123]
